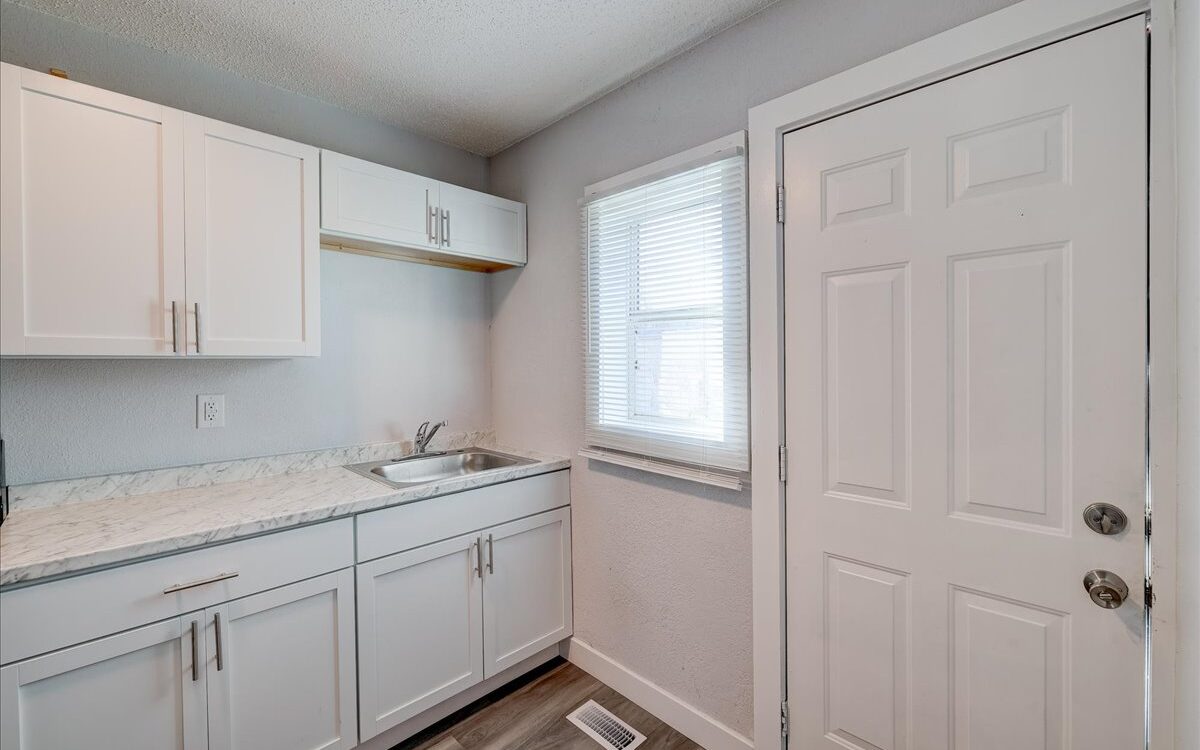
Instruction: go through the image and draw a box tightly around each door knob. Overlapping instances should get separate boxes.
[1083,569,1129,609]
[1083,503,1128,535]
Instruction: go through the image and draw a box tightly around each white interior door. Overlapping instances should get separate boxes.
[0,63,185,356]
[355,532,485,741]
[205,569,357,750]
[482,507,573,677]
[183,114,320,357]
[782,17,1146,750]
[0,616,207,750]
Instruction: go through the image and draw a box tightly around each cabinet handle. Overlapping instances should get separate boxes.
[162,571,239,594]
[473,538,483,578]
[431,206,440,245]
[194,302,203,354]
[190,620,199,681]
[427,192,435,243]
[486,533,494,574]
[171,301,179,354]
[442,209,450,246]
[214,612,224,671]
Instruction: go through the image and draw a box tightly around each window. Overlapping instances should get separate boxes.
[582,134,748,473]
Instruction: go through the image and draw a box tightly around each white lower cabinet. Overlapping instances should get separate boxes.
[355,506,572,742]
[205,569,357,750]
[356,533,484,739]
[0,617,208,750]
[482,508,573,677]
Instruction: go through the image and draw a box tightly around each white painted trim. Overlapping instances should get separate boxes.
[584,131,746,199]
[577,448,744,490]
[564,637,753,750]
[747,1,1180,748]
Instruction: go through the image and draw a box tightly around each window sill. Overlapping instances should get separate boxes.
[577,447,745,491]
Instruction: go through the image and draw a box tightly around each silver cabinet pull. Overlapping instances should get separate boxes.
[163,571,239,594]
[473,538,483,578]
[214,612,224,671]
[171,301,179,354]
[442,208,450,246]
[431,206,441,245]
[486,533,494,574]
[427,193,436,244]
[193,302,203,354]
[190,620,199,681]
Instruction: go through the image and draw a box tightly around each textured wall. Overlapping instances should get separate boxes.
[488,0,1019,736]
[1175,0,1199,744]
[0,2,494,484]
[0,250,492,483]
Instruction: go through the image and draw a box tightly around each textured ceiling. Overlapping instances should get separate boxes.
[15,0,777,155]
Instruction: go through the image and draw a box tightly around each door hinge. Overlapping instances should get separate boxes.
[776,184,786,224]
[780,700,790,739]
[778,445,788,483]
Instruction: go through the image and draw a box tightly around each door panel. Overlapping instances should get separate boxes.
[184,115,320,356]
[0,617,206,750]
[437,183,526,265]
[355,533,484,741]
[319,150,439,250]
[205,569,356,750]
[0,63,185,356]
[482,507,572,677]
[783,18,1146,750]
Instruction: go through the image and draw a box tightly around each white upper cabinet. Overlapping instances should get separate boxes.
[184,115,320,356]
[0,63,185,356]
[318,149,527,269]
[0,63,320,358]
[438,183,526,266]
[320,150,440,251]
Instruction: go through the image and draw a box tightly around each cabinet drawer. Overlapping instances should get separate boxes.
[0,518,352,665]
[356,470,569,562]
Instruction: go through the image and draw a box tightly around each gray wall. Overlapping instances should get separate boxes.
[487,0,1018,736]
[0,1,493,484]
[1176,0,1199,744]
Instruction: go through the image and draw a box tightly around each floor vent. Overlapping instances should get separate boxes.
[567,700,646,750]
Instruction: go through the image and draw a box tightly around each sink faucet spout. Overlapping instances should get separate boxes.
[413,420,447,455]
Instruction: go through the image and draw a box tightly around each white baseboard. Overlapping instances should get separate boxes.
[563,637,754,750]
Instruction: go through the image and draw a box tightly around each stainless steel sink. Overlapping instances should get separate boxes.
[345,448,534,489]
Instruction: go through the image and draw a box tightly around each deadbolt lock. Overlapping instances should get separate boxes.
[1083,503,1128,535]
[1083,569,1129,609]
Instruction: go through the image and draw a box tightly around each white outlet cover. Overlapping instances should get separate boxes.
[197,394,225,428]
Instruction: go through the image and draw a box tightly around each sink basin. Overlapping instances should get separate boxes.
[345,448,534,489]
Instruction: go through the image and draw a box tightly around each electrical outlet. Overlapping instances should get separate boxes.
[197,394,225,429]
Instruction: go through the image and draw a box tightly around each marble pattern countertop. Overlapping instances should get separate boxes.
[0,446,569,587]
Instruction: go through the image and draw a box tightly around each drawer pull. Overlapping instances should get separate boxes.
[162,571,240,594]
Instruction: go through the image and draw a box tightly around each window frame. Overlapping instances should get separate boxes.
[581,132,749,477]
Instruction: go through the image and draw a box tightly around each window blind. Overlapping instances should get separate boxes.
[582,145,748,472]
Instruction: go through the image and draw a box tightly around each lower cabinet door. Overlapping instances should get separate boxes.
[482,507,573,677]
[0,616,207,750]
[204,568,357,750]
[356,532,485,741]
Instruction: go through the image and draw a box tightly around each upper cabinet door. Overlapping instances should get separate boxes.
[438,184,527,266]
[320,150,439,250]
[205,569,357,750]
[184,115,320,356]
[0,616,207,750]
[0,63,186,356]
[482,507,572,678]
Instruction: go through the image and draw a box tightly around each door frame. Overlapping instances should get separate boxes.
[746,0,1182,748]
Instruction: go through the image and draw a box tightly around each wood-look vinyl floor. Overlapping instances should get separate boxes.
[392,658,701,750]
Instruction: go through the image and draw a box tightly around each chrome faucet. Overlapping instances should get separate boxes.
[413,420,446,454]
